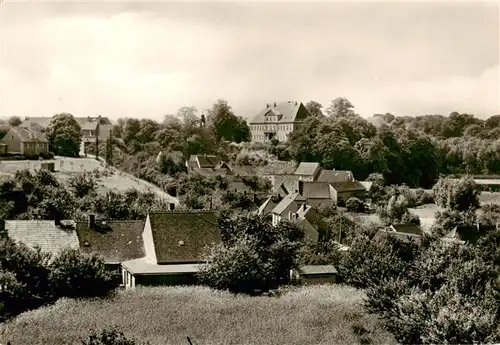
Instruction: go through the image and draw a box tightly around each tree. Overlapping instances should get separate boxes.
[346,197,364,213]
[432,176,480,212]
[305,101,324,117]
[207,99,250,143]
[46,113,82,157]
[326,97,357,118]
[49,248,116,298]
[8,116,22,127]
[177,106,199,127]
[68,172,97,198]
[198,214,304,293]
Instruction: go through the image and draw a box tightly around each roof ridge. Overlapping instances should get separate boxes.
[148,211,216,214]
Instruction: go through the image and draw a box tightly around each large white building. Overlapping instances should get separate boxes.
[249,101,311,143]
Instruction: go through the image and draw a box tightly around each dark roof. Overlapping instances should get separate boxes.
[8,127,48,142]
[250,101,310,124]
[228,180,251,192]
[5,220,79,256]
[196,155,219,169]
[447,225,484,244]
[258,197,277,217]
[299,181,332,199]
[330,180,366,192]
[373,229,422,244]
[317,170,354,183]
[272,192,306,215]
[75,220,145,263]
[391,223,423,235]
[148,211,222,264]
[294,162,321,176]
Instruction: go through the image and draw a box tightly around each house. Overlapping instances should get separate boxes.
[373,223,424,243]
[250,101,311,142]
[121,211,221,288]
[75,216,145,275]
[258,196,280,218]
[22,116,114,142]
[186,155,221,171]
[271,192,307,226]
[0,127,49,156]
[291,265,338,285]
[294,162,322,181]
[295,204,321,243]
[1,219,79,256]
[445,224,484,244]
[329,181,366,206]
[297,180,336,208]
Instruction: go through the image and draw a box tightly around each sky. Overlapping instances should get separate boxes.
[0,1,499,123]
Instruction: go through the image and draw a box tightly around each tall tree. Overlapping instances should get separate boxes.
[326,97,357,118]
[177,106,199,127]
[46,113,82,157]
[8,116,22,127]
[305,101,324,117]
[207,99,250,143]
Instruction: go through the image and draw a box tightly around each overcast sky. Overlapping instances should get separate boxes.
[0,1,499,122]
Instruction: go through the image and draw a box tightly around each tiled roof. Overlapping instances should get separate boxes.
[272,192,306,215]
[196,155,219,169]
[10,127,48,143]
[75,220,145,263]
[294,162,321,176]
[258,196,277,216]
[391,223,423,235]
[228,180,251,193]
[122,257,201,275]
[250,101,310,124]
[297,265,338,275]
[193,168,227,177]
[374,229,422,244]
[330,180,366,192]
[5,220,79,256]
[300,182,332,199]
[148,211,222,264]
[255,161,298,176]
[317,170,354,183]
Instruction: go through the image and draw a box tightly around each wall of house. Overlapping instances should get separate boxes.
[300,274,337,285]
[330,187,338,205]
[122,268,136,288]
[1,130,21,153]
[250,122,296,143]
[142,215,157,264]
[22,142,49,156]
[135,273,198,287]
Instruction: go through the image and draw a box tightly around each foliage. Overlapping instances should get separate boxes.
[199,214,304,293]
[305,100,324,117]
[50,248,116,299]
[82,328,150,345]
[346,197,364,213]
[68,172,97,198]
[8,116,22,127]
[46,113,82,157]
[432,176,480,211]
[207,99,250,143]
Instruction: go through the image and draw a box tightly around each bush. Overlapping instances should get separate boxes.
[68,172,97,198]
[49,248,116,299]
[346,197,365,213]
[82,328,150,345]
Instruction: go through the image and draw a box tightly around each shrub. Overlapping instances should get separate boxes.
[82,328,150,345]
[49,248,116,299]
[346,197,365,213]
[68,172,97,198]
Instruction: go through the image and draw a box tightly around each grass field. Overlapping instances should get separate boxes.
[0,157,178,205]
[0,285,396,345]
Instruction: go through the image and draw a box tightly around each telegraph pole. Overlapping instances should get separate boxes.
[95,115,101,161]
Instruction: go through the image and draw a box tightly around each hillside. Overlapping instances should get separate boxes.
[0,285,396,345]
[0,157,179,205]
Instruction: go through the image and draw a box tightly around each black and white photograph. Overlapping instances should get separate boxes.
[0,1,499,344]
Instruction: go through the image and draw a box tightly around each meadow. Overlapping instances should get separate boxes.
[0,285,396,345]
[0,157,179,205]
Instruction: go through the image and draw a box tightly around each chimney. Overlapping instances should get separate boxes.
[273,102,276,107]
[298,181,304,196]
[266,102,269,108]
[295,101,298,106]
[88,214,96,228]
[169,203,175,211]
[54,214,61,226]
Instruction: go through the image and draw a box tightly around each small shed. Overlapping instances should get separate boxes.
[291,265,338,285]
[40,162,55,172]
